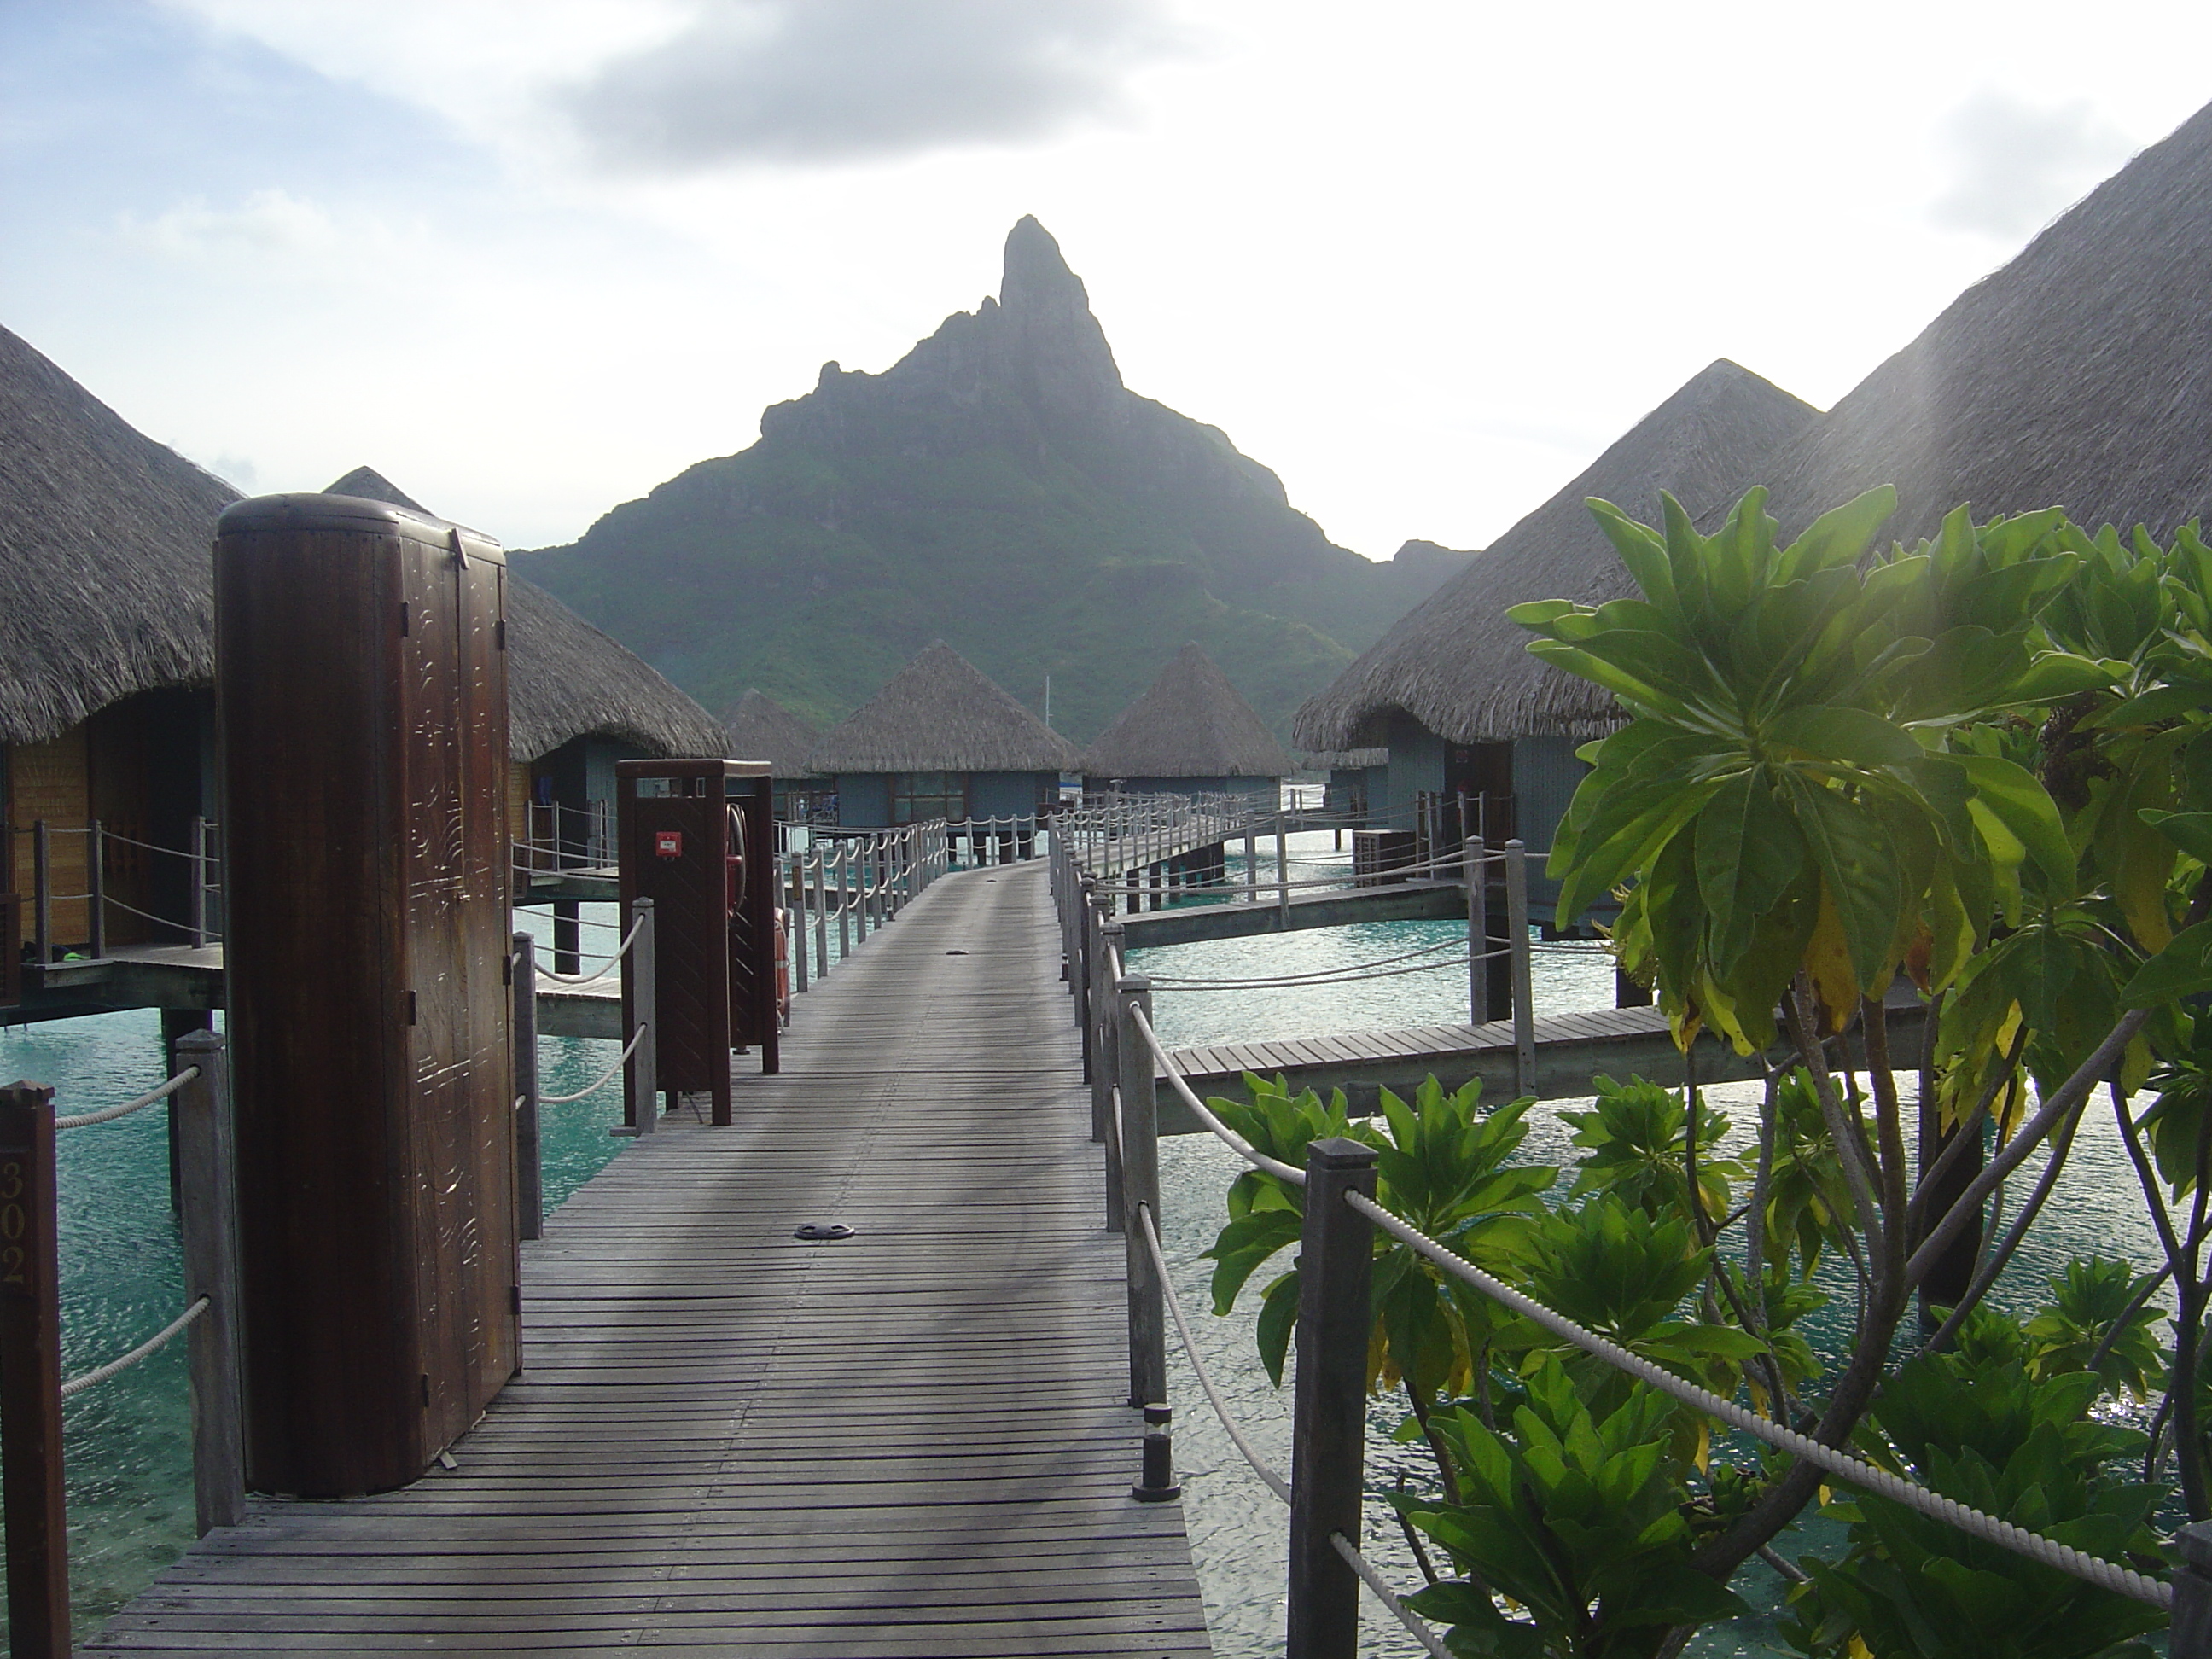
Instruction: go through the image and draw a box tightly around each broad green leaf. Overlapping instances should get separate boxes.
[1956,754,2076,892]
[1782,774,1906,994]
[1760,705,1923,770]
[1693,769,1807,975]
[2143,809,2212,866]
[2122,919,2212,1007]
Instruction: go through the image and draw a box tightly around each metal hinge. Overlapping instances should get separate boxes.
[510,1284,522,1315]
[399,602,410,636]
[407,990,419,1026]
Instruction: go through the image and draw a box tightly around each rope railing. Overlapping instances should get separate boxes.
[1134,1202,1290,1503]
[1122,992,2174,1615]
[54,1066,199,1131]
[60,1297,209,1399]
[535,910,649,987]
[1330,1533,1452,1659]
[537,1022,649,1104]
[1343,1187,2170,1610]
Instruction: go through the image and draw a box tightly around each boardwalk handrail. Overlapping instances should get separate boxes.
[14,815,224,960]
[0,1033,246,1659]
[1109,992,2180,1653]
[1038,828,2194,1652]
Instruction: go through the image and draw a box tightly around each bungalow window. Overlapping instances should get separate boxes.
[893,772,966,824]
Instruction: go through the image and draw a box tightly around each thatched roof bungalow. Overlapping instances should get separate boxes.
[807,642,1078,827]
[1291,360,1819,887]
[1750,98,2212,544]
[724,689,826,820]
[0,318,724,962]
[1080,643,1289,806]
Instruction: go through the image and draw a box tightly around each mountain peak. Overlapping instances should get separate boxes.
[991,216,1122,410]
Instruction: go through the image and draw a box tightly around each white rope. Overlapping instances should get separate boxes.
[1341,1190,2171,1610]
[538,1024,648,1103]
[61,1297,209,1398]
[534,911,647,986]
[1148,934,1467,985]
[55,1068,198,1131]
[1135,1202,1293,1504]
[1127,1006,1306,1185]
[1146,953,1476,992]
[1331,1533,1453,1659]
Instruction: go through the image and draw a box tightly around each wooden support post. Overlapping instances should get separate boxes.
[1507,840,1535,1094]
[1115,975,1164,1406]
[789,853,809,995]
[551,899,580,976]
[812,851,829,976]
[86,820,105,960]
[1291,1150,1371,1659]
[1465,835,1485,1025]
[0,1080,68,1658]
[189,817,210,946]
[1276,812,1290,926]
[1245,826,1258,905]
[1075,880,1096,1085]
[174,1032,247,1534]
[32,819,50,963]
[836,847,852,960]
[2177,1522,2212,1659]
[1097,920,1125,1220]
[511,934,543,1242]
[162,1008,214,1218]
[1286,1138,1378,1659]
[621,898,658,1137]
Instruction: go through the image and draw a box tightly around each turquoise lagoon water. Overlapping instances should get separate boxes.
[0,837,2176,1653]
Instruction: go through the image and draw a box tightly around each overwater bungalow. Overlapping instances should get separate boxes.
[0,323,724,966]
[1080,642,1289,808]
[806,641,1079,828]
[1291,358,1819,903]
[724,688,827,823]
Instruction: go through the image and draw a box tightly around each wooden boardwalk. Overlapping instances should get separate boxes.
[90,864,1213,1656]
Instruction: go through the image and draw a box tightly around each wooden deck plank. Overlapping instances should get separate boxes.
[88,864,1211,1657]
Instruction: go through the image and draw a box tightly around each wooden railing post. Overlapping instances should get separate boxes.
[812,850,829,977]
[1465,835,1487,1024]
[1506,840,1535,1093]
[1092,915,1120,1155]
[87,820,106,960]
[1287,1138,1379,1659]
[1276,811,1290,925]
[1115,975,1164,1406]
[622,898,658,1137]
[789,853,810,995]
[189,817,210,946]
[2176,1522,2212,1659]
[0,1079,67,1657]
[510,934,543,1241]
[32,819,50,964]
[174,1031,247,1534]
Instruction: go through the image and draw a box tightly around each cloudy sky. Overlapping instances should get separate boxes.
[3,1,2208,556]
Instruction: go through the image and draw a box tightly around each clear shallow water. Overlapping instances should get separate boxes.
[0,847,2179,1650]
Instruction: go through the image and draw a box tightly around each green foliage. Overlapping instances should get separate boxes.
[2021,1258,2166,1403]
[1401,1359,1749,1659]
[1783,1337,2166,1659]
[1558,1074,1741,1225]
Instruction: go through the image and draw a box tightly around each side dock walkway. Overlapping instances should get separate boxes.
[90,863,1214,1656]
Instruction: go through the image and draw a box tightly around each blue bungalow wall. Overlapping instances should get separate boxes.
[1371,713,1592,927]
[832,770,1058,829]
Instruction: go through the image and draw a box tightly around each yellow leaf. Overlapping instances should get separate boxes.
[1849,1638,1874,1659]
[1693,1419,1710,1474]
[1804,882,1859,1033]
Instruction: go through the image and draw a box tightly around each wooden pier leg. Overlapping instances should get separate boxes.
[163,1007,215,1217]
[1506,841,1535,1094]
[175,1033,247,1534]
[1287,1138,1378,1659]
[0,1080,68,1659]
[1465,835,1486,1026]
[622,898,658,1136]
[87,819,105,961]
[32,820,50,963]
[510,934,543,1241]
[1115,975,1164,1406]
[551,899,580,976]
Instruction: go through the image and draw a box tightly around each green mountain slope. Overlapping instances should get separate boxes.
[519,217,1471,742]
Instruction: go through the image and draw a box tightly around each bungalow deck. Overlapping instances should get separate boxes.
[84,864,1214,1656]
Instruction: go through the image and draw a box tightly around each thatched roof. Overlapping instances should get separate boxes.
[323,470,728,763]
[1292,360,1819,749]
[725,689,823,777]
[807,642,1080,773]
[1754,100,2212,544]
[0,323,234,745]
[1082,643,1289,778]
[1300,748,1388,771]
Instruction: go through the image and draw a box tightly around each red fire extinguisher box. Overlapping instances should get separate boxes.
[616,760,777,1126]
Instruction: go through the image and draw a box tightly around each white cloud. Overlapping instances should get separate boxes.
[118,189,341,259]
[558,0,1190,172]
[1929,90,2137,238]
